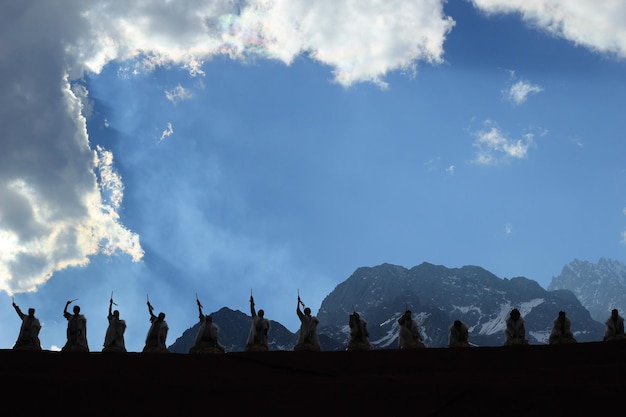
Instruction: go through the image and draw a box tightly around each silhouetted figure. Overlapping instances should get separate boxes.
[12,301,42,350]
[245,295,270,351]
[397,310,425,349]
[103,297,127,352]
[347,311,372,351]
[62,300,89,352]
[549,311,576,345]
[294,295,320,351]
[603,309,625,341]
[143,301,168,353]
[504,308,528,346]
[448,320,470,348]
[189,297,225,354]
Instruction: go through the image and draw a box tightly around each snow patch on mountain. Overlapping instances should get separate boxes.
[519,298,545,316]
[451,305,482,315]
[372,325,399,348]
[529,330,550,344]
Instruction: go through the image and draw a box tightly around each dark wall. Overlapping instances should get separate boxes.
[3,341,625,416]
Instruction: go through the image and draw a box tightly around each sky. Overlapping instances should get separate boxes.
[1,0,626,353]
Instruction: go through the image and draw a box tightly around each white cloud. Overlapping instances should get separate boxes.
[2,0,625,296]
[74,0,455,87]
[470,0,626,58]
[471,121,534,165]
[0,0,456,295]
[165,84,193,104]
[0,69,143,294]
[446,165,456,175]
[505,223,513,235]
[504,80,543,105]
[237,0,456,88]
[159,122,174,142]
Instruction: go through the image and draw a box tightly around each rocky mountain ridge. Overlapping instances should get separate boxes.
[548,257,626,323]
[169,260,613,351]
[314,262,603,348]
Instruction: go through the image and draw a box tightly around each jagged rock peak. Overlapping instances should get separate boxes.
[548,258,626,323]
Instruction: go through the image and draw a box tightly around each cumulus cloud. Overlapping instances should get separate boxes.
[0,0,456,294]
[504,80,543,105]
[4,0,626,296]
[237,0,455,87]
[0,78,143,294]
[75,0,455,87]
[472,121,534,165]
[470,0,626,58]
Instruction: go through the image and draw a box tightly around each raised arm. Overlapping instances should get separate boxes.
[64,300,72,315]
[250,295,256,317]
[296,297,304,320]
[147,301,156,320]
[12,302,25,319]
[109,297,113,317]
[197,298,203,321]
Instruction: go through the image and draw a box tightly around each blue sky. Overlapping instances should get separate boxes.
[1,0,626,352]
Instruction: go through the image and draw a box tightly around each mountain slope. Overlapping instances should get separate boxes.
[548,257,626,323]
[168,307,296,353]
[169,262,606,352]
[316,262,604,348]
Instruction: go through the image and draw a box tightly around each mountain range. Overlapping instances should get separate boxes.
[169,258,624,352]
[548,257,626,323]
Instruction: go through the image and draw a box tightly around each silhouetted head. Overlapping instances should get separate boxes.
[510,309,520,320]
[404,310,412,318]
[73,305,80,314]
[558,311,566,319]
[158,312,165,321]
[28,308,35,317]
[612,309,619,319]
[350,312,360,325]
[454,320,462,327]
[205,315,212,323]
[113,310,120,318]
[258,309,264,318]
[304,307,311,316]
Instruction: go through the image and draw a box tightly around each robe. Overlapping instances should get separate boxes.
[14,312,42,350]
[103,314,127,352]
[246,315,270,348]
[504,316,528,345]
[63,312,89,352]
[348,315,372,350]
[549,316,575,344]
[398,317,422,349]
[448,322,469,347]
[144,317,169,351]
[296,309,320,350]
[604,314,625,340]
